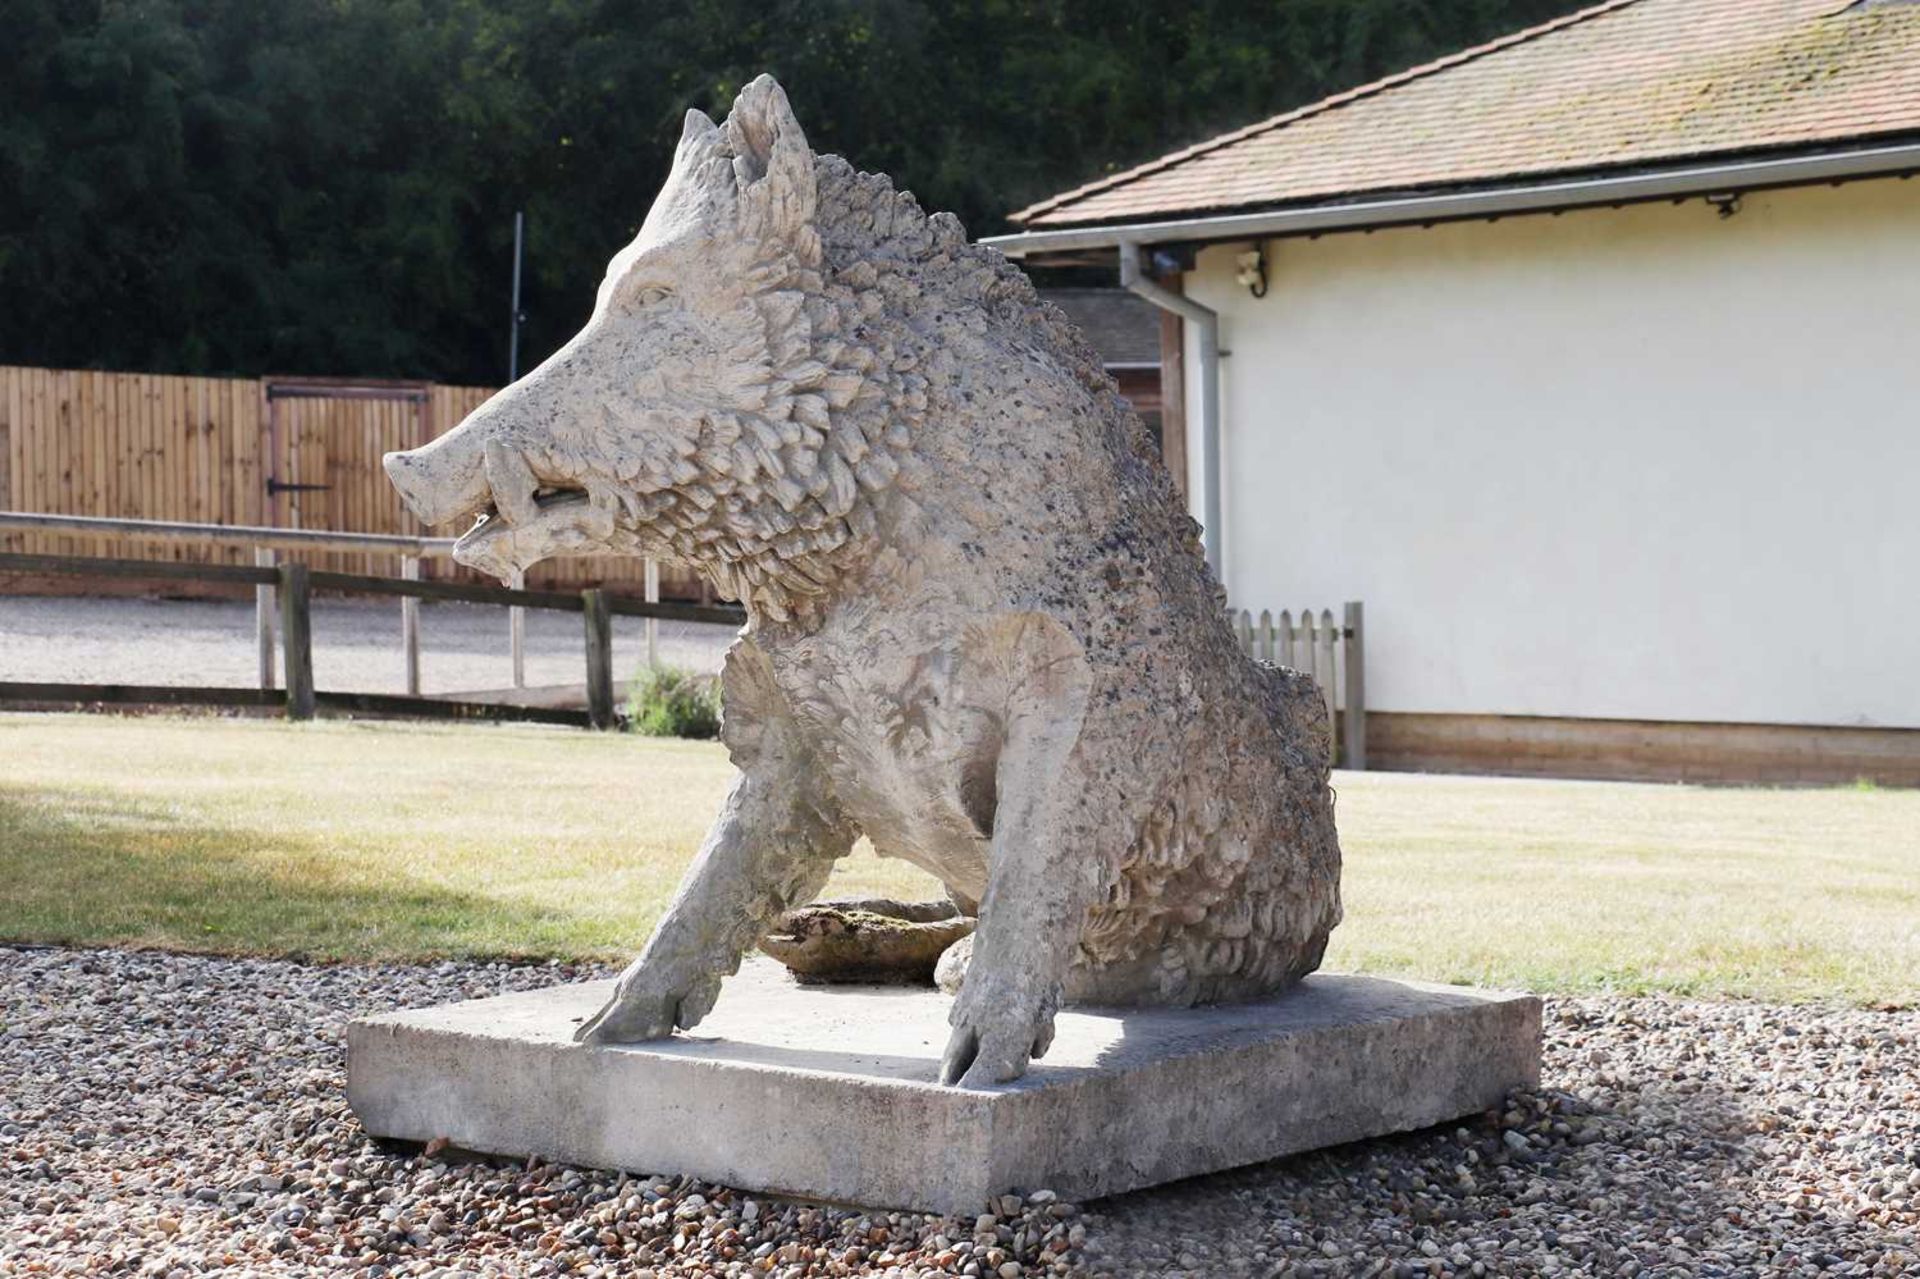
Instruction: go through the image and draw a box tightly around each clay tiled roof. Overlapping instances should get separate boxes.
[1013,0,1920,228]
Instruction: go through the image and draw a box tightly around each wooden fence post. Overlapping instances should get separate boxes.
[1343,600,1366,771]
[279,561,315,721]
[509,568,527,688]
[400,555,422,696]
[644,558,660,669]
[583,588,615,730]
[254,546,277,690]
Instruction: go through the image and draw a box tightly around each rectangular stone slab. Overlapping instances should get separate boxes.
[347,961,1541,1214]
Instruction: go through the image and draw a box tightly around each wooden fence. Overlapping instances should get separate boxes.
[0,550,744,729]
[1231,601,1366,769]
[0,365,702,596]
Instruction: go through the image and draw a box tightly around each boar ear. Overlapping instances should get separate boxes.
[725,74,816,243]
[673,106,723,173]
[681,107,718,146]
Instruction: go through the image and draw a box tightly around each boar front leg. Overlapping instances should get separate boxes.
[575,763,852,1042]
[576,647,853,1043]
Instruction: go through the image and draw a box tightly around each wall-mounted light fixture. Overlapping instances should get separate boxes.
[1235,244,1269,298]
[1705,192,1742,219]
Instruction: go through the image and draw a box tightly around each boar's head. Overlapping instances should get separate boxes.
[384,75,910,622]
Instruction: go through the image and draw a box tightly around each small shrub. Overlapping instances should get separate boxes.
[627,665,722,739]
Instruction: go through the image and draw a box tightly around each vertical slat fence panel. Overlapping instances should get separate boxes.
[0,364,707,599]
[1226,599,1367,770]
[80,372,99,555]
[104,372,122,547]
[195,378,213,549]
[165,373,183,556]
[34,370,50,554]
[0,364,12,548]
[51,370,70,556]
[1318,608,1339,765]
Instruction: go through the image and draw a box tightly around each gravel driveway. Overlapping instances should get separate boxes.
[0,594,735,696]
[2,947,1914,1277]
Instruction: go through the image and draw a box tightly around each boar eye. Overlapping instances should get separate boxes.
[636,286,672,307]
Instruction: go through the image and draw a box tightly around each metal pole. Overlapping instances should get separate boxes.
[401,556,422,696]
[1118,241,1224,579]
[508,210,525,384]
[254,547,277,690]
[0,511,454,557]
[509,567,526,688]
[644,558,660,668]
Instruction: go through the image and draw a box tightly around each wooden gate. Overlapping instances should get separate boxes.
[266,379,431,576]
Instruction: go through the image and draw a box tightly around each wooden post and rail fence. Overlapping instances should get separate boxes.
[0,512,744,730]
[1,520,1364,758]
[0,510,698,700]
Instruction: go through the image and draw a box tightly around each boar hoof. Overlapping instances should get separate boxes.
[573,970,722,1044]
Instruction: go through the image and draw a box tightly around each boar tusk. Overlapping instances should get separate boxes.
[484,440,540,527]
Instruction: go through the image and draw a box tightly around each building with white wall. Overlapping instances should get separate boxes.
[986,0,1920,784]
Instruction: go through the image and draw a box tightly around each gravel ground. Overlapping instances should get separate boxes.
[2,948,1914,1278]
[0,594,735,695]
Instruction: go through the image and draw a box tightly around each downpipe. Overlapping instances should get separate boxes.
[1117,240,1223,579]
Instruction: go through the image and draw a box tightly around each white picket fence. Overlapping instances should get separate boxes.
[1229,601,1366,769]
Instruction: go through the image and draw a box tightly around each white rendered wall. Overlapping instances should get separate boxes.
[1182,178,1920,728]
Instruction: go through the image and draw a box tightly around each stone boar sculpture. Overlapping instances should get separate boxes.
[384,75,1342,1086]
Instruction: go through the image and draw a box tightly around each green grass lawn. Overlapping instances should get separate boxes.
[2,712,1915,1004]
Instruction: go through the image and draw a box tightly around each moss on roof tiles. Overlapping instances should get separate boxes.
[1017,0,1920,228]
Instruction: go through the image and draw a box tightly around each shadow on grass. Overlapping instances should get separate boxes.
[0,783,588,961]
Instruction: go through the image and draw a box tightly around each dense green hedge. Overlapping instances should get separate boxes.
[0,0,1582,385]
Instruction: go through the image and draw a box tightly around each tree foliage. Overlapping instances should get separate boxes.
[0,0,1585,383]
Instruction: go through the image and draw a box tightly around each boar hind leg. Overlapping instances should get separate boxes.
[940,614,1099,1087]
[576,644,853,1044]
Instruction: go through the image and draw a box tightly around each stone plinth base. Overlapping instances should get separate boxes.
[346,961,1540,1214]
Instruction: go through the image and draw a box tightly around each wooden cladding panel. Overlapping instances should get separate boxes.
[1367,712,1920,787]
[0,366,703,599]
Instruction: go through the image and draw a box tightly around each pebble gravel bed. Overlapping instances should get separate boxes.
[1078,1000,1919,1278]
[2,947,1914,1278]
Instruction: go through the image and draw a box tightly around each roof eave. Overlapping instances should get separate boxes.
[982,139,1920,260]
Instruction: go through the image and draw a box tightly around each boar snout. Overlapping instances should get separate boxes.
[384,426,490,528]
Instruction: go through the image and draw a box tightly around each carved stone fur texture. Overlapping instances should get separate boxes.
[384,75,1343,1087]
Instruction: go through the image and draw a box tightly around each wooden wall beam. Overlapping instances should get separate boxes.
[1368,712,1920,788]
